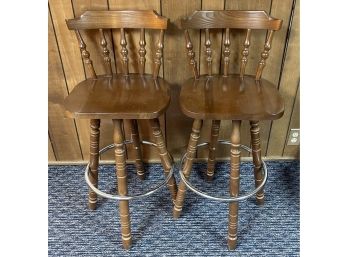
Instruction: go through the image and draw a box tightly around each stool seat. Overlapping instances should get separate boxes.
[180,75,284,120]
[64,74,170,119]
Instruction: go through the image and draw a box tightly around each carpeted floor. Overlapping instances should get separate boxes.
[48,161,299,256]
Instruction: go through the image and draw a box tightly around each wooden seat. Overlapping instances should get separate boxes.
[173,10,284,250]
[64,74,170,119]
[180,75,284,120]
[64,10,177,250]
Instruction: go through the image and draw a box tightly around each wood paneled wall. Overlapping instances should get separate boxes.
[48,0,300,162]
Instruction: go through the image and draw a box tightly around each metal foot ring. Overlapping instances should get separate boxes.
[85,140,174,201]
[178,140,268,202]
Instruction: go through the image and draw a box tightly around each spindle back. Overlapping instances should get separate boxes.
[179,10,282,80]
[66,10,168,79]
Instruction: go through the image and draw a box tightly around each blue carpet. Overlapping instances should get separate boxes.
[48,161,299,256]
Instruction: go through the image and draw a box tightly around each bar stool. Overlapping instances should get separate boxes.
[63,10,177,249]
[173,10,284,250]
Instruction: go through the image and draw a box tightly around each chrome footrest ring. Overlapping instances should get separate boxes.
[85,141,174,201]
[178,140,268,202]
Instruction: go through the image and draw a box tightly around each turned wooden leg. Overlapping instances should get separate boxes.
[250,121,264,205]
[228,120,241,250]
[173,119,203,219]
[206,120,221,181]
[130,119,145,180]
[150,118,177,201]
[113,119,132,250]
[88,119,100,210]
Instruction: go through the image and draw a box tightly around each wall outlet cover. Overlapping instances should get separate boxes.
[287,129,300,145]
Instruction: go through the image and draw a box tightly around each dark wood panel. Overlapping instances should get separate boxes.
[283,83,300,157]
[260,0,295,157]
[48,8,82,161]
[49,0,90,160]
[48,134,56,161]
[267,0,299,157]
[162,0,202,160]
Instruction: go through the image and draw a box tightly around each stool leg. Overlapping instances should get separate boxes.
[130,119,145,180]
[173,119,203,219]
[250,121,264,205]
[228,120,241,250]
[88,119,100,210]
[150,118,178,202]
[206,120,221,181]
[113,119,132,250]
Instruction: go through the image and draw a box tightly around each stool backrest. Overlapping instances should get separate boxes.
[66,10,168,79]
[179,10,282,80]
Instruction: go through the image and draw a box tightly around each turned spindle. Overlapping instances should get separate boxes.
[250,121,264,204]
[130,119,145,180]
[206,120,221,180]
[255,30,274,80]
[120,28,129,75]
[223,28,231,77]
[138,28,146,75]
[88,119,100,210]
[75,30,97,78]
[240,29,251,78]
[153,30,164,79]
[228,120,241,250]
[174,119,203,218]
[99,29,112,75]
[205,29,212,76]
[113,119,132,249]
[184,30,199,79]
[150,118,177,201]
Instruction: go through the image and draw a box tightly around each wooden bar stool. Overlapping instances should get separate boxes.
[63,10,177,249]
[173,10,284,250]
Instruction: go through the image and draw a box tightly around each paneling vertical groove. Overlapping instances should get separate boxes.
[50,3,84,160]
[51,4,84,160]
[162,0,202,159]
[67,0,90,160]
[49,0,92,160]
[48,6,83,161]
[48,1,300,162]
[265,0,296,155]
[48,133,56,161]
[283,81,300,157]
[275,0,296,91]
[267,0,300,157]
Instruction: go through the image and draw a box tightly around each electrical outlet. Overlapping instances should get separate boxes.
[287,129,300,145]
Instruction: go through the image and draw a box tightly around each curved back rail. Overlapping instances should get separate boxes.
[179,10,282,80]
[66,10,168,79]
